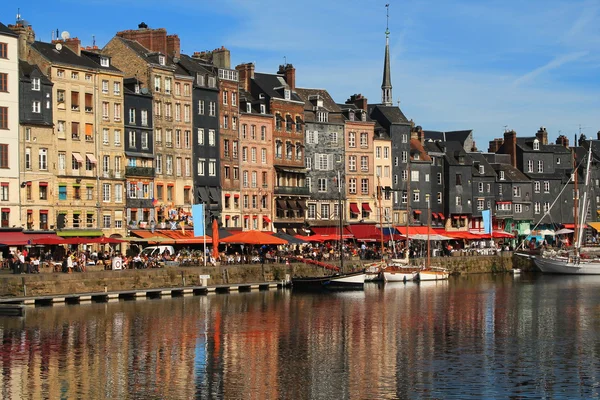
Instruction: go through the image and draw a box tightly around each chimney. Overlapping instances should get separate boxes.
[8,21,35,60]
[503,130,517,168]
[471,140,478,152]
[488,138,504,153]
[117,24,169,55]
[277,64,295,91]
[556,135,570,148]
[212,46,231,69]
[535,126,548,145]
[166,34,180,58]
[346,94,368,112]
[236,63,254,93]
[52,37,81,56]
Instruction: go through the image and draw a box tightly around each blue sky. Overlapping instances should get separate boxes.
[6,0,600,147]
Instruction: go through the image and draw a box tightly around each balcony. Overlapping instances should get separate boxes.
[274,186,309,196]
[126,198,154,208]
[126,166,155,177]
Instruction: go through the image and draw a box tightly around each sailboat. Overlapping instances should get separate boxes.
[416,197,449,281]
[292,172,366,290]
[534,143,600,274]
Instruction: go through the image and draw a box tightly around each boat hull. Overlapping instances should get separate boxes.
[417,270,449,281]
[534,256,600,275]
[383,270,418,282]
[292,271,365,291]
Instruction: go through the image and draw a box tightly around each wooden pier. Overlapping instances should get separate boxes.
[0,281,283,313]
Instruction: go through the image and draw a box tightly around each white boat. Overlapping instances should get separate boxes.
[382,264,419,282]
[511,268,521,274]
[534,144,600,274]
[417,267,449,281]
[364,261,385,282]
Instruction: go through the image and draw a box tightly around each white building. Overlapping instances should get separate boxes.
[0,22,20,228]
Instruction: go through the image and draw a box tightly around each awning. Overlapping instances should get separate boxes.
[588,222,600,231]
[0,231,33,246]
[562,223,587,229]
[125,151,155,159]
[277,200,287,210]
[413,210,422,214]
[225,194,231,197]
[296,200,306,211]
[349,203,360,214]
[225,215,231,220]
[72,152,84,163]
[244,215,249,219]
[184,185,191,190]
[496,201,512,204]
[39,182,48,187]
[263,216,271,223]
[362,203,372,212]
[432,212,438,218]
[286,114,293,122]
[439,214,445,220]
[296,116,303,123]
[349,224,383,242]
[57,229,103,237]
[311,226,354,239]
[161,230,212,244]
[86,153,98,164]
[286,200,296,210]
[394,226,447,238]
[209,187,220,201]
[234,194,240,198]
[252,215,258,219]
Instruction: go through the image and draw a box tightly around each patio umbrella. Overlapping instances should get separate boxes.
[142,235,172,244]
[555,228,574,235]
[274,232,307,244]
[88,236,125,244]
[221,230,288,245]
[212,219,219,260]
[121,237,148,242]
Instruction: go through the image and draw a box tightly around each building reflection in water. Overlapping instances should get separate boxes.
[0,275,600,398]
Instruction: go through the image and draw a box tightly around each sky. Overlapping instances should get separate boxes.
[5,0,600,148]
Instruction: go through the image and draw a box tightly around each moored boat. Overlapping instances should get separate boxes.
[416,266,449,281]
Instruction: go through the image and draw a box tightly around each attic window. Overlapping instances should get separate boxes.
[284,89,291,100]
[158,55,166,66]
[361,111,366,122]
[100,57,109,67]
[134,84,140,94]
[414,153,420,160]
[499,171,505,180]
[196,73,205,86]
[479,165,484,174]
[317,111,328,123]
[259,93,265,99]
[349,112,355,121]
[533,138,540,150]
[260,104,266,114]
[246,103,251,113]
[208,77,216,88]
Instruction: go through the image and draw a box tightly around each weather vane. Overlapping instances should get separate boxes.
[385,4,390,37]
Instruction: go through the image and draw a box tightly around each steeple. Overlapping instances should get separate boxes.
[381,4,393,106]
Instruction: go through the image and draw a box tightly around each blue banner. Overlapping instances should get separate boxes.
[482,209,492,235]
[192,204,205,237]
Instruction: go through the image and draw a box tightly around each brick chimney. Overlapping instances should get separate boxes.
[488,138,504,153]
[503,130,517,168]
[471,140,478,152]
[212,46,231,69]
[556,135,570,148]
[535,126,548,145]
[117,23,170,55]
[236,63,255,93]
[8,21,35,60]
[277,64,295,91]
[166,34,180,58]
[346,94,368,111]
[52,37,81,56]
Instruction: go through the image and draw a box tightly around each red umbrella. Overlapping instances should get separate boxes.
[221,230,288,245]
[212,219,219,260]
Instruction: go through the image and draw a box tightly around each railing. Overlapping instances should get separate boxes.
[125,166,155,177]
[274,186,309,196]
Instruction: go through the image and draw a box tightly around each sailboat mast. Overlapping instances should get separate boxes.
[573,140,579,250]
[338,170,344,274]
[406,159,411,254]
[378,176,385,260]
[426,197,431,268]
[577,144,593,250]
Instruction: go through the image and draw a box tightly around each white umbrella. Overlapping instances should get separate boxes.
[539,229,556,236]
[555,228,574,235]
[410,234,453,241]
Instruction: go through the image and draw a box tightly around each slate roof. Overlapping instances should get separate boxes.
[116,37,176,70]
[469,153,497,178]
[516,137,571,153]
[18,60,52,85]
[368,104,409,124]
[253,72,303,102]
[490,164,530,182]
[442,141,473,166]
[0,22,17,37]
[295,88,343,124]
[423,130,472,146]
[80,50,121,72]
[31,41,99,69]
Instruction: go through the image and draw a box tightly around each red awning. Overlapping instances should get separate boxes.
[349,203,360,214]
[414,210,422,214]
[184,185,191,189]
[562,223,587,229]
[439,214,445,220]
[39,182,48,187]
[225,194,231,197]
[496,201,512,204]
[395,226,447,237]
[252,215,258,219]
[0,231,34,246]
[432,212,438,218]
[225,215,231,220]
[263,216,271,223]
[453,216,460,219]
[311,226,354,239]
[234,194,240,198]
[349,224,383,242]
[40,210,48,214]
[244,215,249,219]
[362,203,372,212]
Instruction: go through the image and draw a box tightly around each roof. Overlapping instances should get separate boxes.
[18,60,52,85]
[31,41,99,69]
[369,104,409,124]
[81,50,122,72]
[516,137,571,153]
[0,22,17,37]
[442,141,473,166]
[410,139,432,162]
[115,37,176,70]
[295,88,343,123]
[253,72,303,102]
[491,163,530,182]
[423,130,472,146]
[469,153,497,178]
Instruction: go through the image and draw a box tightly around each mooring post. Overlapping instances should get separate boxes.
[182,271,186,287]
[22,277,26,297]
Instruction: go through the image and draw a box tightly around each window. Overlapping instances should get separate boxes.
[209,102,216,116]
[348,132,356,147]
[129,108,136,124]
[544,201,550,213]
[478,182,484,193]
[0,144,8,168]
[197,158,205,176]
[456,196,462,206]
[71,72,79,80]
[513,186,521,197]
[114,103,121,121]
[197,128,204,145]
[534,202,541,214]
[175,103,181,121]
[477,199,484,211]
[251,147,257,163]
[184,105,190,122]
[209,130,215,146]
[411,170,419,182]
[479,165,484,174]
[533,139,540,150]
[176,157,182,176]
[223,115,228,129]
[361,156,369,172]
[166,155,173,175]
[165,78,172,94]
[361,179,369,195]
[32,100,42,113]
[58,185,67,201]
[401,151,408,163]
[165,129,173,147]
[437,192,442,204]
[401,170,408,181]
[39,148,48,170]
[223,90,228,105]
[348,178,357,194]
[384,147,389,159]
[260,104,266,114]
[528,160,534,173]
[141,132,148,149]
[113,82,120,95]
[456,174,462,185]
[360,133,368,148]
[176,130,182,148]
[262,148,267,164]
[25,148,31,170]
[544,181,550,193]
[39,184,47,200]
[318,178,327,192]
[413,191,420,203]
[129,131,136,148]
[515,204,522,213]
[0,183,7,201]
[184,84,190,96]
[499,171,505,180]
[537,160,544,173]
[103,184,111,202]
[437,173,442,185]
[113,130,121,146]
[31,77,40,91]
[376,146,381,159]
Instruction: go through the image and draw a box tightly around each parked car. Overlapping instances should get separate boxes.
[140,245,175,258]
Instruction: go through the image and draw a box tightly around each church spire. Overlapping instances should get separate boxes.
[381,4,393,106]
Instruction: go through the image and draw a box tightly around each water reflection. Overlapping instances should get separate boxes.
[0,275,600,398]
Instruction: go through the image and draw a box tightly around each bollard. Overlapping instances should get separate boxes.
[104,285,107,293]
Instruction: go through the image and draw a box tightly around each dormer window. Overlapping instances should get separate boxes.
[458,155,465,164]
[479,165,484,174]
[31,78,40,91]
[196,73,205,86]
[284,89,291,100]
[246,103,252,113]
[100,57,109,67]
[134,84,140,94]
[533,138,540,150]
[414,153,420,160]
[158,55,166,66]
[361,111,366,122]
[208,77,216,88]
[317,111,328,123]
[349,112,355,121]
[259,93,265,99]
[499,171,505,180]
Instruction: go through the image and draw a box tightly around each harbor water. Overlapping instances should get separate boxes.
[0,274,599,399]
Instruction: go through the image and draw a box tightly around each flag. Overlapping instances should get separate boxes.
[482,209,492,236]
[192,204,205,237]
